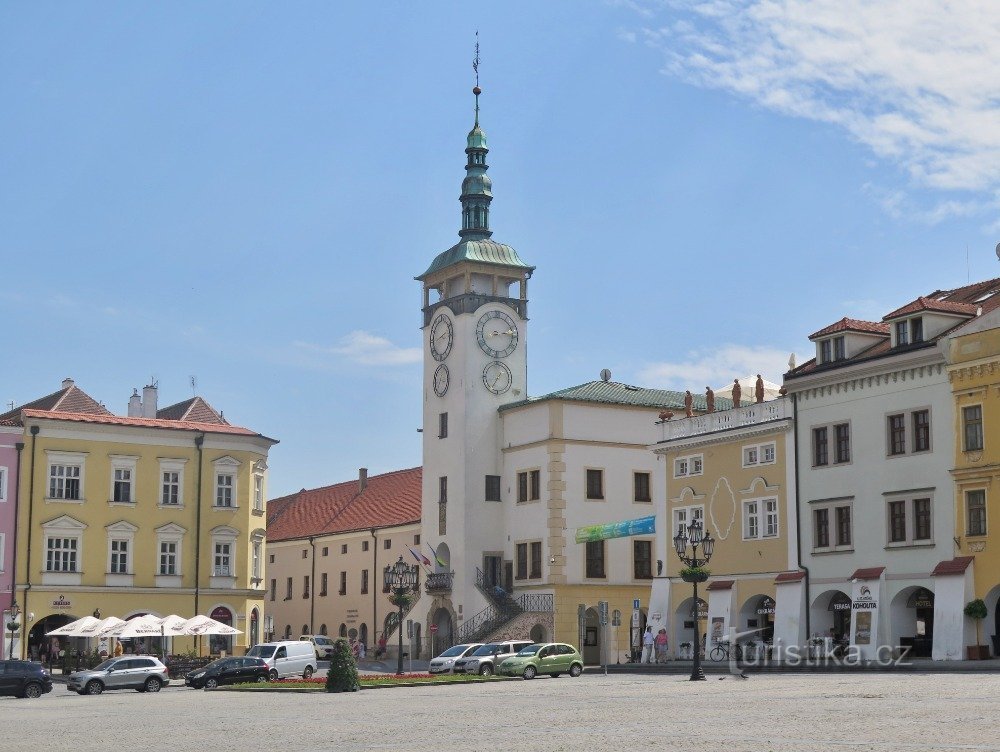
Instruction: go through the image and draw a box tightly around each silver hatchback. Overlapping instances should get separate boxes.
[67,656,170,695]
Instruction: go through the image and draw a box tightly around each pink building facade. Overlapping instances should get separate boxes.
[1,421,22,656]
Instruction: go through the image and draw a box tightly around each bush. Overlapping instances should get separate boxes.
[325,638,360,693]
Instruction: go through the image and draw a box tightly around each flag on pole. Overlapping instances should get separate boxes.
[427,541,447,567]
[409,547,431,567]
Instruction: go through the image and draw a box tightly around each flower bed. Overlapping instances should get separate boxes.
[220,673,513,692]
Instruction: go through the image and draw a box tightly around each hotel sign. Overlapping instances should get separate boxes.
[51,595,72,610]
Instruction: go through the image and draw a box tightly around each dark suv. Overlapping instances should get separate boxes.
[0,660,53,698]
[184,657,269,689]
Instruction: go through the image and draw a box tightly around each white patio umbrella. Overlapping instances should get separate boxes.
[45,615,101,637]
[101,614,166,638]
[158,614,190,637]
[181,614,242,636]
[78,616,125,637]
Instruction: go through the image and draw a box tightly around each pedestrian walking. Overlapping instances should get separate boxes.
[641,626,655,664]
[654,629,668,663]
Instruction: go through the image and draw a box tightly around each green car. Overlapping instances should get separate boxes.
[497,643,584,679]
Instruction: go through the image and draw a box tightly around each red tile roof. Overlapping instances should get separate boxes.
[20,409,271,438]
[809,317,889,340]
[774,571,806,583]
[267,467,422,541]
[850,566,886,581]
[706,579,734,591]
[883,296,978,320]
[157,397,228,424]
[931,556,975,576]
[0,383,111,423]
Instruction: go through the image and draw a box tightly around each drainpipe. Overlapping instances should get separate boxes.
[309,536,317,634]
[791,393,811,644]
[370,526,377,644]
[9,440,24,658]
[193,433,205,621]
[22,426,40,660]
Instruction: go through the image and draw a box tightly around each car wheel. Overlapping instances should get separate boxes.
[479,664,494,677]
[145,677,162,693]
[551,673,560,678]
[257,674,269,683]
[204,677,219,690]
[302,666,314,680]
[23,683,43,699]
[569,663,583,677]
[85,680,104,696]
[268,669,278,681]
[522,665,537,680]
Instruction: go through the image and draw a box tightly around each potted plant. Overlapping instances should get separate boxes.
[964,599,990,660]
[326,637,360,693]
[679,641,692,659]
[679,566,710,583]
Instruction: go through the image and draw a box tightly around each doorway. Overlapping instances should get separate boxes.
[483,554,502,590]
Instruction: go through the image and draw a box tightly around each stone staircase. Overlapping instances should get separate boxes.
[482,610,554,643]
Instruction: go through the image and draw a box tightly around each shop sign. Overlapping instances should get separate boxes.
[210,606,232,623]
[756,597,776,615]
[51,595,72,610]
[346,608,358,625]
[852,585,877,610]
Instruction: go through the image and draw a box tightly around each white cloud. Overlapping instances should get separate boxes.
[294,331,421,367]
[637,344,801,390]
[631,1,1000,194]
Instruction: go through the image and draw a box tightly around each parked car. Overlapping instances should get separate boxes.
[0,660,52,698]
[67,656,169,695]
[300,635,336,660]
[246,640,316,680]
[428,643,483,674]
[454,640,533,676]
[497,643,584,679]
[184,657,269,689]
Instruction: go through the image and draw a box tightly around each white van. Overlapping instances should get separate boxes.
[245,641,316,680]
[300,635,335,660]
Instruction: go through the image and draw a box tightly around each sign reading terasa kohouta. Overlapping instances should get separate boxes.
[575,515,656,543]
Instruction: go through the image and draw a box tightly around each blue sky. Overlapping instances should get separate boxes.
[3,1,999,496]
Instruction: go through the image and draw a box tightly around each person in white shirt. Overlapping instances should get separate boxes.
[641,626,655,664]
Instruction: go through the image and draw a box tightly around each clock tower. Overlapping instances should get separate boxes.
[414,82,534,645]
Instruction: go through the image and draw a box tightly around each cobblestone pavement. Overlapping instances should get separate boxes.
[2,672,998,751]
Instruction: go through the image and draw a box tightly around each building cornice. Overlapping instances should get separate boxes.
[651,418,791,453]
[786,351,945,398]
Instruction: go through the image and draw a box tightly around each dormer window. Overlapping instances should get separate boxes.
[910,317,923,343]
[819,336,845,364]
[895,321,908,346]
[894,317,923,347]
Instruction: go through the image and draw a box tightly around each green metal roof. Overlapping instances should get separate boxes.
[416,239,534,280]
[498,381,736,412]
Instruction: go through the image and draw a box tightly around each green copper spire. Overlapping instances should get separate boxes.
[460,43,492,240]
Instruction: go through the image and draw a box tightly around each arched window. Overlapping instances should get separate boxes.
[339,623,347,638]
[359,623,368,646]
[302,624,309,636]
[320,624,327,636]
[284,625,291,639]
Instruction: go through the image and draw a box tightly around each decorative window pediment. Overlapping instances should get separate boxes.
[42,514,87,531]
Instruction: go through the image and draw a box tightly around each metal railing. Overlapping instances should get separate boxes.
[515,593,553,613]
[424,571,454,593]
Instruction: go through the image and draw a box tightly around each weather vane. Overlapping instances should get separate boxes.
[473,30,481,125]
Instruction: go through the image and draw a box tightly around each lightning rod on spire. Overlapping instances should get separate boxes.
[473,30,481,126]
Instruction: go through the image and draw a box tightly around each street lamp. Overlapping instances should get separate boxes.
[383,555,419,675]
[673,518,715,681]
[7,602,21,660]
[93,608,101,620]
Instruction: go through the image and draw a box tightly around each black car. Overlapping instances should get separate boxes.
[184,657,269,689]
[0,660,53,698]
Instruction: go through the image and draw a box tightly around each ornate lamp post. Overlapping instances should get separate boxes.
[7,602,20,660]
[673,519,715,681]
[383,555,419,675]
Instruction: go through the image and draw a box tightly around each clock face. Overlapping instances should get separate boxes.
[429,313,454,362]
[433,364,450,397]
[482,361,513,395]
[476,310,518,358]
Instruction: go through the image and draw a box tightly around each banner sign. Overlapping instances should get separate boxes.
[575,515,655,543]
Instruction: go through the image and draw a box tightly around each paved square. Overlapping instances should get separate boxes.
[1,673,998,751]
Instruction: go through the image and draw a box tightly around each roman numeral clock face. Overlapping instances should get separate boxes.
[476,310,518,358]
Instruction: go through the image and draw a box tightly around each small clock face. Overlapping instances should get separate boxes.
[476,310,518,358]
[482,361,513,395]
[433,364,450,397]
[429,313,454,361]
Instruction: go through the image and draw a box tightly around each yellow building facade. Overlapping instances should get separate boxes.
[650,397,801,658]
[946,318,1000,657]
[7,381,276,659]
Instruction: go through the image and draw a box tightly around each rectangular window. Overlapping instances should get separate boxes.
[269,578,276,601]
[888,500,907,543]
[633,540,652,579]
[46,537,77,572]
[833,336,845,360]
[361,570,368,595]
[529,469,541,500]
[160,541,178,575]
[834,423,850,463]
[744,500,760,539]
[835,506,852,546]
[320,572,328,596]
[162,471,180,505]
[912,410,930,452]
[285,577,292,600]
[913,498,931,540]
[0,467,6,502]
[910,317,923,343]
[216,474,234,507]
[814,509,830,548]
[253,475,264,511]
[517,471,528,503]
[762,443,776,463]
[633,472,651,502]
[110,539,129,574]
[362,540,369,552]
[585,540,606,578]
[963,405,983,451]
[113,468,132,503]
[743,446,759,466]
[896,320,908,345]
[414,534,420,545]
[515,543,527,580]
[485,475,501,502]
[673,505,704,538]
[214,542,232,576]
[529,541,542,579]
[439,476,447,503]
[813,427,828,466]
[439,412,448,439]
[49,464,81,500]
[339,571,347,595]
[302,549,309,559]
[888,414,906,455]
[674,458,689,477]
[764,498,779,537]
[586,469,604,500]
[252,542,261,579]
[820,339,832,363]
[967,490,987,536]
[438,498,446,536]
[303,575,310,598]
[341,544,347,554]
[322,547,329,557]
[384,538,391,550]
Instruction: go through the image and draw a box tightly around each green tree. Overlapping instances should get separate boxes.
[964,599,988,646]
[325,638,360,693]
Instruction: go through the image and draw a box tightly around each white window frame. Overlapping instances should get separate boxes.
[45,450,87,503]
[742,496,779,540]
[105,520,138,585]
[673,454,704,479]
[155,522,186,585]
[965,488,988,537]
[46,536,79,572]
[109,455,138,505]
[742,441,776,468]
[210,525,239,583]
[159,540,179,575]
[0,532,5,572]
[743,499,760,539]
[158,458,187,508]
[41,515,86,585]
[253,474,264,512]
[213,457,240,509]
[673,504,704,538]
[0,465,7,503]
[250,530,265,584]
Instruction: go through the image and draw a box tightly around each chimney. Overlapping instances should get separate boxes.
[358,467,368,493]
[61,378,75,390]
[142,383,158,418]
[127,389,142,417]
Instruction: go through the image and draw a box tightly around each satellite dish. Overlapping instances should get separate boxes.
[995,242,1000,260]
[600,369,612,382]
